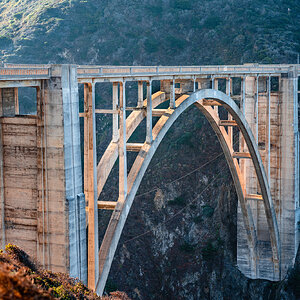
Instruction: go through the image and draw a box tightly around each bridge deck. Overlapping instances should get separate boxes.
[0,64,299,83]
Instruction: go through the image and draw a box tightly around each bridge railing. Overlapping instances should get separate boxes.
[0,64,298,81]
[77,64,297,79]
[0,66,50,80]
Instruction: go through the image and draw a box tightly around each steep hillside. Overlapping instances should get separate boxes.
[0,0,300,65]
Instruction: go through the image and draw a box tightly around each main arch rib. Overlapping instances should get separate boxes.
[95,89,280,295]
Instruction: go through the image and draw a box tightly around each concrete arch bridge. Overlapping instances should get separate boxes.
[0,64,299,296]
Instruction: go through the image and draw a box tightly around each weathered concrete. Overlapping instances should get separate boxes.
[0,65,86,283]
[0,88,16,117]
[84,82,99,289]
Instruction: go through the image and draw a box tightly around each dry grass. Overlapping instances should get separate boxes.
[0,244,130,300]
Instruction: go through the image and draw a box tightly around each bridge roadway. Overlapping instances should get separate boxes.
[0,64,299,295]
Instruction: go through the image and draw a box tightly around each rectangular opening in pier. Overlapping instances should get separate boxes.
[18,87,37,115]
[271,76,279,92]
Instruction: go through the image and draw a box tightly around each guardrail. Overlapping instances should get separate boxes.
[77,64,298,78]
[0,67,50,80]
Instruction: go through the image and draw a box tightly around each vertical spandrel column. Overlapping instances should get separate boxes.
[266,76,271,182]
[84,85,89,200]
[85,82,99,289]
[146,81,153,144]
[170,79,175,109]
[213,78,219,114]
[226,77,233,147]
[112,83,119,143]
[137,81,144,108]
[119,81,127,202]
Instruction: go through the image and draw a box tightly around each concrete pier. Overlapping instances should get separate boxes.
[0,65,86,282]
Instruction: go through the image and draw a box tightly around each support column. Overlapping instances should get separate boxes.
[14,88,19,115]
[226,77,233,146]
[266,76,271,182]
[146,81,153,144]
[279,69,298,277]
[112,83,119,143]
[0,118,5,249]
[255,76,259,142]
[240,76,246,166]
[237,75,260,279]
[85,82,99,290]
[119,82,127,202]
[137,81,143,108]
[214,78,219,114]
[62,65,85,282]
[36,84,47,269]
[84,86,89,200]
[170,79,175,109]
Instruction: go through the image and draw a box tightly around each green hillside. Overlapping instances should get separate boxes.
[0,0,299,65]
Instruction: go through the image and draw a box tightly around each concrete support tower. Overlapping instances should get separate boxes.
[0,65,87,283]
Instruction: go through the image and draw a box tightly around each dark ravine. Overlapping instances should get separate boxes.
[1,0,299,299]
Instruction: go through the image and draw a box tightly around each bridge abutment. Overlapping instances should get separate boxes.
[236,70,299,280]
[0,65,86,283]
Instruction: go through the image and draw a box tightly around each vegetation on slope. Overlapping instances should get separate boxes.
[0,0,300,65]
[0,244,129,300]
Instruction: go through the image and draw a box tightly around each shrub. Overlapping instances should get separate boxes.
[180,242,196,253]
[203,16,221,29]
[144,38,160,53]
[168,195,186,206]
[190,204,197,210]
[193,216,202,224]
[52,285,72,299]
[164,35,186,51]
[173,0,192,10]
[202,205,214,218]
[0,36,12,48]
[176,132,194,148]
[105,279,118,294]
[201,241,218,260]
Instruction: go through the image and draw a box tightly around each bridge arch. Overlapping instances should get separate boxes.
[95,89,280,295]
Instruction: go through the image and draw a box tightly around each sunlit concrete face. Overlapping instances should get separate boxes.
[0,64,299,295]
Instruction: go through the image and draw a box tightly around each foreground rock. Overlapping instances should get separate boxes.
[0,244,129,300]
